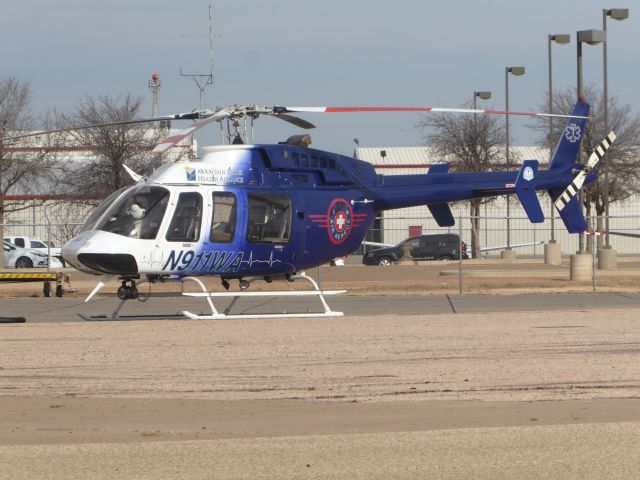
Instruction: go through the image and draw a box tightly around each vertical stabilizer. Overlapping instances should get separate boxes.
[548,101,590,171]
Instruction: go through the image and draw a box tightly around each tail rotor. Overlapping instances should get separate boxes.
[553,131,617,211]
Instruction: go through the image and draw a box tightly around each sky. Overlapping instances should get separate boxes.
[2,0,638,155]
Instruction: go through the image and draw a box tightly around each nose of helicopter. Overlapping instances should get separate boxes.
[62,231,139,275]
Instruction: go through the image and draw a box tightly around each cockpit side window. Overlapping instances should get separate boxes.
[96,186,170,239]
[138,190,170,239]
[246,193,291,243]
[166,192,203,242]
[210,192,237,243]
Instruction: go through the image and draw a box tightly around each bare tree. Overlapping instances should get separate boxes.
[57,94,166,200]
[532,85,640,247]
[417,104,507,258]
[43,201,92,246]
[0,77,61,265]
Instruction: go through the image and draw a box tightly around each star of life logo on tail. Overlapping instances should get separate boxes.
[564,123,582,143]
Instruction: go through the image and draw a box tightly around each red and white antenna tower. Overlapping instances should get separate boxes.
[148,72,161,117]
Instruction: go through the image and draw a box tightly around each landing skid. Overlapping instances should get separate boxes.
[78,273,345,321]
[78,312,187,322]
[181,273,345,319]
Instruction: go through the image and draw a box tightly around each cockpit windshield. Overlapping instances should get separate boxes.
[93,186,170,239]
[80,187,129,233]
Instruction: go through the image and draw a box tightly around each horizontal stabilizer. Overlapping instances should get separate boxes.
[427,203,455,227]
[514,160,544,223]
[425,164,454,226]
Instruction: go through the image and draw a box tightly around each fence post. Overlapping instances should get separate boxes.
[458,214,463,295]
[591,215,597,292]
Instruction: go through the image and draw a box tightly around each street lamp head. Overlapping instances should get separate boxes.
[507,66,526,76]
[475,91,492,100]
[577,29,606,45]
[550,34,571,44]
[606,8,629,20]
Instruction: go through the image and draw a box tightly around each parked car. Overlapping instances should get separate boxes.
[362,234,469,266]
[3,240,63,269]
[4,235,65,267]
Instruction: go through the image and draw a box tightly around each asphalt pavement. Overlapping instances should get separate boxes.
[2,291,640,323]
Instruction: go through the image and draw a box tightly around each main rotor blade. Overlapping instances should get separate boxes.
[265,112,315,129]
[1,111,212,142]
[152,110,231,153]
[608,231,640,239]
[277,106,590,120]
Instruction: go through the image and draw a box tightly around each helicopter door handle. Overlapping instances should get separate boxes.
[351,199,373,205]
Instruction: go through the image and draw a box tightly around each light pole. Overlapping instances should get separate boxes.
[602,8,629,249]
[473,91,491,256]
[505,66,525,252]
[473,91,491,110]
[576,29,606,252]
[547,35,570,244]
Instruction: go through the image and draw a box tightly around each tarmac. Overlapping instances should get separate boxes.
[1,257,640,479]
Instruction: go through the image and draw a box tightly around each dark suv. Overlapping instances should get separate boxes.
[362,234,469,266]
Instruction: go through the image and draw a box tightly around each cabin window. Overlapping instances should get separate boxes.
[319,157,328,168]
[292,174,309,183]
[166,192,203,242]
[210,192,237,243]
[292,152,300,167]
[246,193,291,243]
[310,155,318,168]
[95,186,170,239]
[300,154,309,168]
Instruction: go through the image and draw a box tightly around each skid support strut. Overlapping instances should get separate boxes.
[181,273,345,320]
[78,273,345,321]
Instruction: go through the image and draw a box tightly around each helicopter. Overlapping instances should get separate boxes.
[6,99,615,319]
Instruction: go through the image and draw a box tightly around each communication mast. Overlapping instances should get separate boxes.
[180,0,215,110]
[148,72,161,117]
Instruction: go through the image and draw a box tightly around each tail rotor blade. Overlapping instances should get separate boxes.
[554,171,588,211]
[585,131,617,170]
[554,131,617,211]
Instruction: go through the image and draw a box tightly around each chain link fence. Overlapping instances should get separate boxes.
[364,212,640,258]
[3,199,640,292]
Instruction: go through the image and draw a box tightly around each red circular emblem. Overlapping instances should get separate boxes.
[327,198,353,245]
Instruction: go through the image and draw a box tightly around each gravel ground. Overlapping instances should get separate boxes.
[2,264,640,478]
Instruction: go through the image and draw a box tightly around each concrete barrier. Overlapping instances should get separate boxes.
[570,253,592,281]
[501,249,516,262]
[598,247,617,270]
[544,241,562,265]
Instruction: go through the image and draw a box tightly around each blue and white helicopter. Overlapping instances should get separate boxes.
[43,99,614,319]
